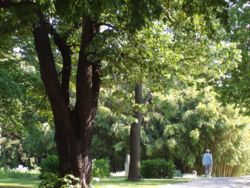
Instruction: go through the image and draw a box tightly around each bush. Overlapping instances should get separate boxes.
[40,155,59,178]
[92,159,110,178]
[174,169,182,177]
[39,156,110,179]
[141,159,175,178]
[39,173,79,188]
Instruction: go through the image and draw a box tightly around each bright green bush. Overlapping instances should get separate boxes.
[40,155,59,178]
[141,159,175,178]
[92,159,110,178]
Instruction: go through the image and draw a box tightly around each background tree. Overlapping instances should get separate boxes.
[217,0,250,113]
[97,16,239,179]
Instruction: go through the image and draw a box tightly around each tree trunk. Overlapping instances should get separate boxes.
[128,83,143,181]
[72,15,99,188]
[33,13,73,175]
[33,13,100,188]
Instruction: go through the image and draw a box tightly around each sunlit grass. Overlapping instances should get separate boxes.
[0,169,40,188]
[0,177,40,188]
[0,170,191,188]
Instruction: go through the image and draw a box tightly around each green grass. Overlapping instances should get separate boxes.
[0,169,40,188]
[92,176,191,188]
[0,170,190,188]
[0,177,40,188]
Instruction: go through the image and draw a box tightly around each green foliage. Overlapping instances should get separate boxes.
[0,137,21,168]
[141,159,175,178]
[92,159,110,178]
[40,155,59,178]
[143,86,250,176]
[92,105,130,171]
[217,0,250,114]
[39,173,79,188]
[0,122,56,168]
[39,156,79,188]
[0,46,55,169]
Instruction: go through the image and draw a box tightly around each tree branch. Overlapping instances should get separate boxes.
[143,92,152,104]
[75,16,96,130]
[32,10,69,118]
[47,23,72,106]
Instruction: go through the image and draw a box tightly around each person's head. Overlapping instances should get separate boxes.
[206,149,210,153]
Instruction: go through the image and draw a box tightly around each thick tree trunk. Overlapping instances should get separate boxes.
[128,83,143,181]
[33,14,73,175]
[33,13,100,188]
[73,16,98,187]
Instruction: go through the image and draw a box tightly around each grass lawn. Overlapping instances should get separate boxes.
[0,169,40,188]
[92,176,191,188]
[0,176,40,188]
[0,173,190,188]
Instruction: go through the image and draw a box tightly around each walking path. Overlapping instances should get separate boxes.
[159,176,250,188]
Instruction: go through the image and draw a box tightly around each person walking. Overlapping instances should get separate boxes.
[202,149,213,177]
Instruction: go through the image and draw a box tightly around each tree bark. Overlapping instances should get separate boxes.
[33,13,100,188]
[128,83,143,181]
[72,16,98,187]
[49,26,72,106]
[32,13,73,175]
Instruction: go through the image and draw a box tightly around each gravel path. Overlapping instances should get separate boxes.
[159,176,250,188]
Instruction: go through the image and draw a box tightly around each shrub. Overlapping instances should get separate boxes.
[92,159,110,178]
[141,159,175,178]
[174,169,183,177]
[39,173,79,188]
[39,156,110,180]
[40,155,59,178]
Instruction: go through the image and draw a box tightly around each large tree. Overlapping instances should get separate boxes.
[0,0,163,187]
[0,0,238,186]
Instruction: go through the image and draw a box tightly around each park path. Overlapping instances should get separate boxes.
[159,176,250,188]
